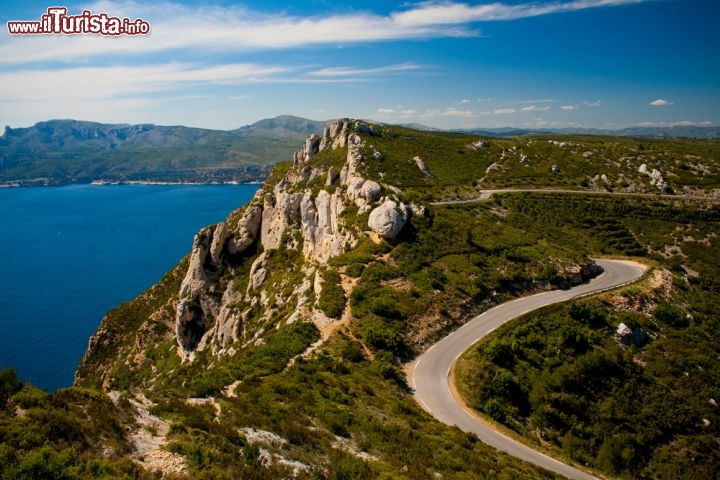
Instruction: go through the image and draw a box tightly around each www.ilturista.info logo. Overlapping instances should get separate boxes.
[7,7,150,35]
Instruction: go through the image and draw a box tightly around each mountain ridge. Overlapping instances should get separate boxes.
[0,116,328,186]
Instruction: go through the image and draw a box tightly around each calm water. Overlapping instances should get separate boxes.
[0,184,259,391]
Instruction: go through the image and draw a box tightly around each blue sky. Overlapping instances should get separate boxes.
[1,0,719,130]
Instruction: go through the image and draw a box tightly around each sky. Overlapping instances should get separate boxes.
[1,0,719,131]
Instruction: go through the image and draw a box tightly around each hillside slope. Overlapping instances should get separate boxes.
[0,115,327,185]
[2,120,719,479]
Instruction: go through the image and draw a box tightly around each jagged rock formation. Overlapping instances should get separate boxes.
[174,119,418,359]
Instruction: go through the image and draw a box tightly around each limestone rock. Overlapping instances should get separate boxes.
[300,190,353,263]
[249,254,268,291]
[228,205,262,254]
[210,222,229,267]
[616,322,633,338]
[304,134,321,161]
[180,230,212,298]
[486,162,503,173]
[346,176,366,202]
[360,180,381,201]
[354,122,380,137]
[616,322,646,346]
[260,189,303,250]
[326,166,338,186]
[414,156,432,177]
[368,200,407,240]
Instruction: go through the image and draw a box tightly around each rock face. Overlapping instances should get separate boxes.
[368,200,408,240]
[414,156,432,177]
[173,119,421,358]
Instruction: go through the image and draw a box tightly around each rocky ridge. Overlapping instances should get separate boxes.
[174,119,415,360]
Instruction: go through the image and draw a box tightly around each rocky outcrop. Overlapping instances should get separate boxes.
[615,322,647,346]
[174,118,422,358]
[368,199,408,240]
[414,156,432,177]
[300,190,354,263]
[228,205,262,254]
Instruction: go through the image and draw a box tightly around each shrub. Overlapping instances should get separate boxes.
[318,270,345,319]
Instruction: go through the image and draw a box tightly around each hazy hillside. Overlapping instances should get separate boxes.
[0,115,327,186]
[2,120,719,479]
[456,125,720,139]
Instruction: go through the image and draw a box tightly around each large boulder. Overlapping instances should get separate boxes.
[368,200,408,240]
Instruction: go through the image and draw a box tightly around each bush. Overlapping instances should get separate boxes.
[653,302,688,328]
[0,367,22,410]
[318,270,345,319]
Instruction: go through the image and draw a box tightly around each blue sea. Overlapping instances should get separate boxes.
[0,184,259,392]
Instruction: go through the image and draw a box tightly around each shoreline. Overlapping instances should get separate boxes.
[0,180,264,188]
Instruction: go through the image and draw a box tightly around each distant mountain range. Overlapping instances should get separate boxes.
[395,122,719,139]
[0,116,327,186]
[454,125,720,139]
[2,116,716,186]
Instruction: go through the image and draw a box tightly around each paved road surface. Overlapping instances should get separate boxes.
[409,259,647,480]
[430,188,719,205]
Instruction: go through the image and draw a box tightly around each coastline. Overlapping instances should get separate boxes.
[1,179,265,188]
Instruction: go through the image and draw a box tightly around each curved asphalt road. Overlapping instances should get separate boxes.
[409,259,647,480]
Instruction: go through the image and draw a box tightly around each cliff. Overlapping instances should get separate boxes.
[76,119,607,394]
[76,119,418,386]
[51,121,720,478]
[173,119,413,360]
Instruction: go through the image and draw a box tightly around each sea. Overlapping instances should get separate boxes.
[0,183,259,392]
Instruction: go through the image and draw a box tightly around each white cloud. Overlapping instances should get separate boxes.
[515,98,557,104]
[1,0,651,66]
[460,99,471,103]
[583,100,602,107]
[650,99,673,106]
[392,0,645,25]
[375,108,418,119]
[0,63,293,103]
[631,120,711,127]
[308,63,421,77]
[421,107,476,119]
[561,105,577,110]
[522,105,551,112]
[482,108,516,115]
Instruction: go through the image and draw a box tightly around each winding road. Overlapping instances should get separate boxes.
[408,259,648,480]
[430,188,720,205]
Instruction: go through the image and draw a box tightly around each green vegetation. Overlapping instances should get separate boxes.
[355,125,720,202]
[5,122,720,479]
[0,116,326,185]
[457,196,720,479]
[0,368,151,479]
[318,269,346,319]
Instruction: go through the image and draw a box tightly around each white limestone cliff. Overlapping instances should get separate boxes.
[174,119,421,358]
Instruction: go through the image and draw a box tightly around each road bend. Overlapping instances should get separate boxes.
[409,259,647,480]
